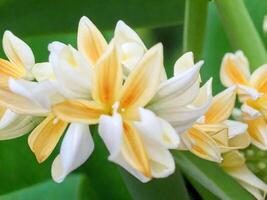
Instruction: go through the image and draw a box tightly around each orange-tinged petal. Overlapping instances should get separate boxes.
[92,42,122,106]
[220,51,250,87]
[28,114,68,163]
[250,64,267,93]
[245,116,267,150]
[53,100,106,124]
[119,43,163,111]
[205,86,236,123]
[78,16,107,65]
[122,121,151,177]
[182,127,222,163]
[0,59,25,78]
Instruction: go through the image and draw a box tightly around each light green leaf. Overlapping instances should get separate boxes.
[174,152,255,200]
[0,174,96,200]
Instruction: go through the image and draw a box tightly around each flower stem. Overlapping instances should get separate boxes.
[183,0,209,60]
[215,0,267,70]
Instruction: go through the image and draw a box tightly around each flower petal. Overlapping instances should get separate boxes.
[220,51,250,87]
[0,85,49,115]
[223,120,248,138]
[92,42,122,106]
[149,61,202,109]
[245,115,267,150]
[3,31,35,72]
[114,20,146,71]
[221,151,267,200]
[0,58,25,78]
[51,123,94,183]
[119,43,163,112]
[28,114,68,163]
[250,64,267,93]
[205,86,237,123]
[0,112,42,140]
[49,42,92,99]
[31,62,55,82]
[152,78,212,133]
[174,52,194,76]
[53,100,106,124]
[9,78,64,110]
[98,113,151,182]
[182,127,222,163]
[77,16,107,65]
[144,141,175,178]
[134,108,180,149]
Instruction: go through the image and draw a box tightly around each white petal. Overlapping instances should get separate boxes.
[51,123,94,183]
[98,113,150,183]
[114,20,146,50]
[49,42,92,99]
[223,120,248,138]
[144,142,175,178]
[134,108,180,149]
[149,61,202,109]
[31,62,54,81]
[0,112,42,140]
[174,52,194,76]
[3,31,35,72]
[9,78,63,110]
[238,84,262,101]
[151,78,212,133]
[241,104,261,120]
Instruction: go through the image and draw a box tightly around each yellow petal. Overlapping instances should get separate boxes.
[119,43,163,112]
[205,86,236,123]
[220,51,250,87]
[77,16,107,65]
[92,42,122,107]
[227,132,250,150]
[53,100,106,124]
[0,59,25,78]
[250,64,267,93]
[0,86,48,115]
[182,127,222,163]
[122,121,151,177]
[245,116,267,150]
[221,150,245,169]
[28,114,68,163]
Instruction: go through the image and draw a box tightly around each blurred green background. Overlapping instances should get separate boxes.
[0,0,266,199]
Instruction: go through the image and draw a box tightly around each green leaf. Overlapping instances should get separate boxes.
[215,0,267,70]
[174,152,255,200]
[183,0,209,60]
[0,174,96,200]
[121,167,190,200]
[0,0,185,36]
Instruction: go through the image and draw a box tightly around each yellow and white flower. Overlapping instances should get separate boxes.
[0,39,95,183]
[221,151,267,200]
[180,83,250,162]
[220,50,267,149]
[0,31,46,140]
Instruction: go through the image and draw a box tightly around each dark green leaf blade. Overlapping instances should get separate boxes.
[0,0,185,36]
[174,152,255,200]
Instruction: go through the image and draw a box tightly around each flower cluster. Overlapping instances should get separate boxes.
[0,16,266,199]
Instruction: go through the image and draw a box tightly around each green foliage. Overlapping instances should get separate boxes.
[174,152,255,200]
[0,0,185,36]
[0,174,96,200]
